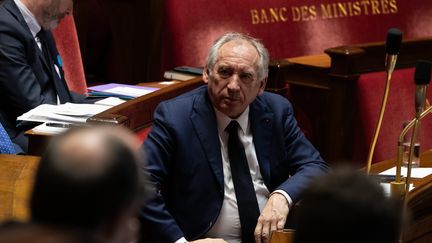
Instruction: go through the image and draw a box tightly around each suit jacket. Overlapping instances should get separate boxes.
[0,0,81,152]
[141,85,328,242]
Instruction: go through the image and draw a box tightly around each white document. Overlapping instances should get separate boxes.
[17,103,111,124]
[159,81,177,85]
[379,166,432,179]
[104,87,154,97]
[95,97,126,106]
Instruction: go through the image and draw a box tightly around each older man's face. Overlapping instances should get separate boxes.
[203,40,266,118]
[40,0,73,30]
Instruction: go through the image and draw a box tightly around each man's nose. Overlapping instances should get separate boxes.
[227,75,241,91]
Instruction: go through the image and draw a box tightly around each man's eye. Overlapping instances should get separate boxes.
[218,69,232,78]
[240,73,254,83]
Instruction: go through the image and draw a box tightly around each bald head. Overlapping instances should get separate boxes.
[49,126,141,180]
[31,126,146,231]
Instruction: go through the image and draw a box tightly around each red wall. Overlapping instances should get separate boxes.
[163,0,432,68]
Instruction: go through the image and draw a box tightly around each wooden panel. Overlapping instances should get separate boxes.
[270,229,295,243]
[268,37,432,165]
[0,155,39,223]
[73,0,164,83]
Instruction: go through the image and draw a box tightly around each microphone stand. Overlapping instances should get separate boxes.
[391,106,429,243]
[390,105,431,197]
[366,55,397,175]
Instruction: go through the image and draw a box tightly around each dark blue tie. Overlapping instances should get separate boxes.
[0,123,16,154]
[37,30,71,103]
[226,121,260,243]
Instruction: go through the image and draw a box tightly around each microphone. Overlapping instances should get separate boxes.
[414,60,431,118]
[366,28,403,175]
[391,61,431,199]
[385,28,403,76]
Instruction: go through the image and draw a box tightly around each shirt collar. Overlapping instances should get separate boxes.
[14,0,41,38]
[214,106,250,135]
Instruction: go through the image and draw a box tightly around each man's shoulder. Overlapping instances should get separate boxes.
[160,85,207,107]
[254,91,292,110]
[0,2,26,37]
[0,6,12,25]
[0,0,16,23]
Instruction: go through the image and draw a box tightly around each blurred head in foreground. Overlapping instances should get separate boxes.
[294,168,403,243]
[0,222,95,243]
[30,125,150,243]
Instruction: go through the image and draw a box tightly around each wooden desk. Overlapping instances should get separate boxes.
[26,78,205,155]
[268,38,432,165]
[370,150,432,243]
[88,77,204,130]
[0,155,40,223]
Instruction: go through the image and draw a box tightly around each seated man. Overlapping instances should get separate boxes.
[0,0,87,152]
[294,169,403,243]
[141,32,328,243]
[30,126,150,243]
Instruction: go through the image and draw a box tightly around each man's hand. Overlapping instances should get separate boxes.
[189,238,227,243]
[254,193,289,243]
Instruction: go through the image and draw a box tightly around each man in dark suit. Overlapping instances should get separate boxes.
[0,0,84,152]
[141,32,328,243]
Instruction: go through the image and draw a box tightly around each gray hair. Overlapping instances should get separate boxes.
[205,32,269,80]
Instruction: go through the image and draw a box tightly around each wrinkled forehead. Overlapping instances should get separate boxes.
[215,40,260,70]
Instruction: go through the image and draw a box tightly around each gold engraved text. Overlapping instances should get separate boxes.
[250,0,398,24]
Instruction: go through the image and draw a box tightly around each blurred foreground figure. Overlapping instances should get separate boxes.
[30,126,150,243]
[0,222,96,243]
[294,169,403,243]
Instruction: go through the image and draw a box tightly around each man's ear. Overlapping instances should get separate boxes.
[203,67,210,84]
[257,78,267,95]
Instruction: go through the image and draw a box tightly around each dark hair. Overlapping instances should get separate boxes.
[294,169,403,243]
[30,127,145,230]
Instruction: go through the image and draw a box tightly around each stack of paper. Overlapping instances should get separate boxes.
[88,83,159,99]
[18,103,112,124]
[379,166,432,178]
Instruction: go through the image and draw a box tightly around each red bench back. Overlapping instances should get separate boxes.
[53,16,87,94]
[354,68,432,163]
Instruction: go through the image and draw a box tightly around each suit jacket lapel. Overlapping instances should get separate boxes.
[42,31,72,103]
[250,98,273,186]
[4,0,27,30]
[191,89,224,191]
[4,0,53,75]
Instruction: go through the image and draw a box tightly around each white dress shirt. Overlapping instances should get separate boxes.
[14,0,41,45]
